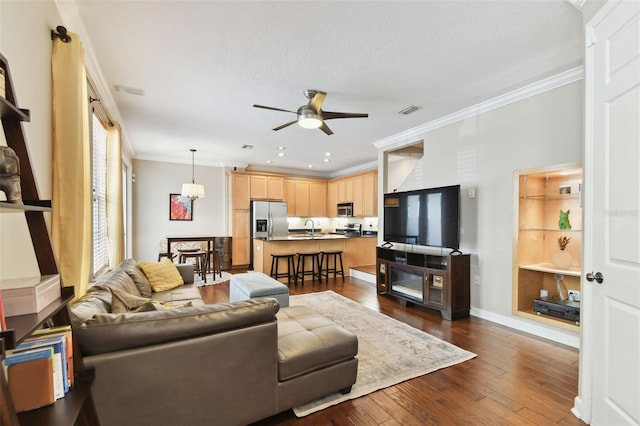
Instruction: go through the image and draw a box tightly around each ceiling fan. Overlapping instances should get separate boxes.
[253,90,368,135]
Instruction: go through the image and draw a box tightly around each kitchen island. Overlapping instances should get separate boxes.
[253,235,377,278]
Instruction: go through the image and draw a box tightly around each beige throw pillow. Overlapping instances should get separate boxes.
[139,259,184,292]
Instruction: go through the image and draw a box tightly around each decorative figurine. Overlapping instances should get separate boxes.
[558,209,571,230]
[0,146,22,203]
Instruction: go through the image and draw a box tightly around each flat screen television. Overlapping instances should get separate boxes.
[383,185,460,249]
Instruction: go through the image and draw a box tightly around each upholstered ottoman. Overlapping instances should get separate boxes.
[230,272,290,307]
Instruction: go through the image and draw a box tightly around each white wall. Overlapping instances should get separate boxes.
[378,80,583,344]
[132,159,227,262]
[0,0,61,279]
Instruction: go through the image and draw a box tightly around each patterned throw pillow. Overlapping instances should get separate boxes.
[138,259,184,292]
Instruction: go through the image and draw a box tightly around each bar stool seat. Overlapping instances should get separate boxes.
[319,250,345,282]
[295,252,321,285]
[270,254,296,284]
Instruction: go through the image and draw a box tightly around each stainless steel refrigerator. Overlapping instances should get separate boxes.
[250,201,288,267]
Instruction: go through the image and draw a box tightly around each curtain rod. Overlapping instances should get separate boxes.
[51,25,71,43]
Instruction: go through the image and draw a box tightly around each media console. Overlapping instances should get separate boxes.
[376,247,470,320]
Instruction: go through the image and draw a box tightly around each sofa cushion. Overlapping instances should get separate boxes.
[276,306,358,381]
[110,286,193,313]
[150,283,202,304]
[139,259,184,292]
[75,298,280,356]
[70,287,113,325]
[117,258,153,297]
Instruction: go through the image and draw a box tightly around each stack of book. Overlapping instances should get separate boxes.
[2,325,74,412]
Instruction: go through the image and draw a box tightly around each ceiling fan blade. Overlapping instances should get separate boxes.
[322,111,369,120]
[253,104,297,114]
[273,120,298,131]
[319,122,334,135]
[309,91,326,113]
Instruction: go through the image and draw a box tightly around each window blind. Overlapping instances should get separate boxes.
[92,113,109,275]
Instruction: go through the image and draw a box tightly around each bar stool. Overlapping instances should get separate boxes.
[157,252,176,262]
[319,250,345,282]
[178,249,207,280]
[295,252,321,285]
[270,254,296,284]
[207,249,222,279]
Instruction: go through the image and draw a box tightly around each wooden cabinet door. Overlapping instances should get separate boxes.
[295,180,310,217]
[362,172,377,216]
[250,175,268,199]
[231,174,250,209]
[309,181,327,217]
[231,210,250,265]
[338,177,354,202]
[267,176,284,200]
[327,181,338,217]
[352,175,363,217]
[284,179,296,216]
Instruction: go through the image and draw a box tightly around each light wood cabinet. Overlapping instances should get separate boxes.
[232,209,250,266]
[294,180,310,217]
[231,174,250,209]
[512,163,582,331]
[352,175,363,217]
[362,171,377,217]
[249,175,284,200]
[327,181,338,217]
[337,177,353,203]
[267,176,284,200]
[309,181,327,217]
[284,179,296,216]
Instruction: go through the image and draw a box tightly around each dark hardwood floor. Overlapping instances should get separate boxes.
[199,273,586,426]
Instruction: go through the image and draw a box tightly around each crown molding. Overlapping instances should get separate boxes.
[373,66,584,152]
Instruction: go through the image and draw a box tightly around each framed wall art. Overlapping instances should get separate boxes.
[169,193,193,221]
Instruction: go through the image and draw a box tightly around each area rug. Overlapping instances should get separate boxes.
[289,290,477,417]
[193,271,232,286]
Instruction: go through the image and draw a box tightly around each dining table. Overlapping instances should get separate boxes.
[165,235,217,283]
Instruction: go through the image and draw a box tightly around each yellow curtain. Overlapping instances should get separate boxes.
[51,33,92,297]
[106,122,124,267]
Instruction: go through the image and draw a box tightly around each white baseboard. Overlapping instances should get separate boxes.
[470,307,580,348]
[350,269,376,284]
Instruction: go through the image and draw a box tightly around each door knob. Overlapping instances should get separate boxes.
[586,271,604,284]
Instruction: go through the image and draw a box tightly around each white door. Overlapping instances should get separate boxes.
[583,1,640,424]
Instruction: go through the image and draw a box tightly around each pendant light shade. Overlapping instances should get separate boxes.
[181,149,205,200]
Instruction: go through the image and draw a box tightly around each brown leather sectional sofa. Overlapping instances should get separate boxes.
[70,259,358,425]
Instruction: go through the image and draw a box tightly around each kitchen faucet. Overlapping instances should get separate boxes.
[304,219,315,238]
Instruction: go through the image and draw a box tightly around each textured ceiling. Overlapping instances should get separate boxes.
[66,0,584,176]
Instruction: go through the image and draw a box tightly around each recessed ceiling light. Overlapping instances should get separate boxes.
[277,146,286,150]
[325,152,332,157]
[308,164,313,168]
[266,160,272,163]
[323,158,330,162]
[278,152,285,157]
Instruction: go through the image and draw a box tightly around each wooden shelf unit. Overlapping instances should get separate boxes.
[0,53,98,426]
[376,247,470,320]
[512,163,582,331]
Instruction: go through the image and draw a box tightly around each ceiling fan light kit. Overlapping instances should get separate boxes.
[181,148,205,200]
[253,89,368,135]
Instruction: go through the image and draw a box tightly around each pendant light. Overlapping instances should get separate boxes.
[181,148,205,200]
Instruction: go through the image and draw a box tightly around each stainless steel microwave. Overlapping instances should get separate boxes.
[337,202,353,217]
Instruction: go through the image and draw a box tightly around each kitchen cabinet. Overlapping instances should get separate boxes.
[231,174,250,209]
[284,179,296,216]
[294,180,310,217]
[250,175,284,200]
[231,209,250,266]
[327,181,338,218]
[309,181,327,217]
[337,177,353,203]
[362,171,377,217]
[352,175,363,217]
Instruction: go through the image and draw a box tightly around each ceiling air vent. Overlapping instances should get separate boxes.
[241,144,254,150]
[398,105,422,115]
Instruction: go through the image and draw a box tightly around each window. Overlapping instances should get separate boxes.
[92,113,109,275]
